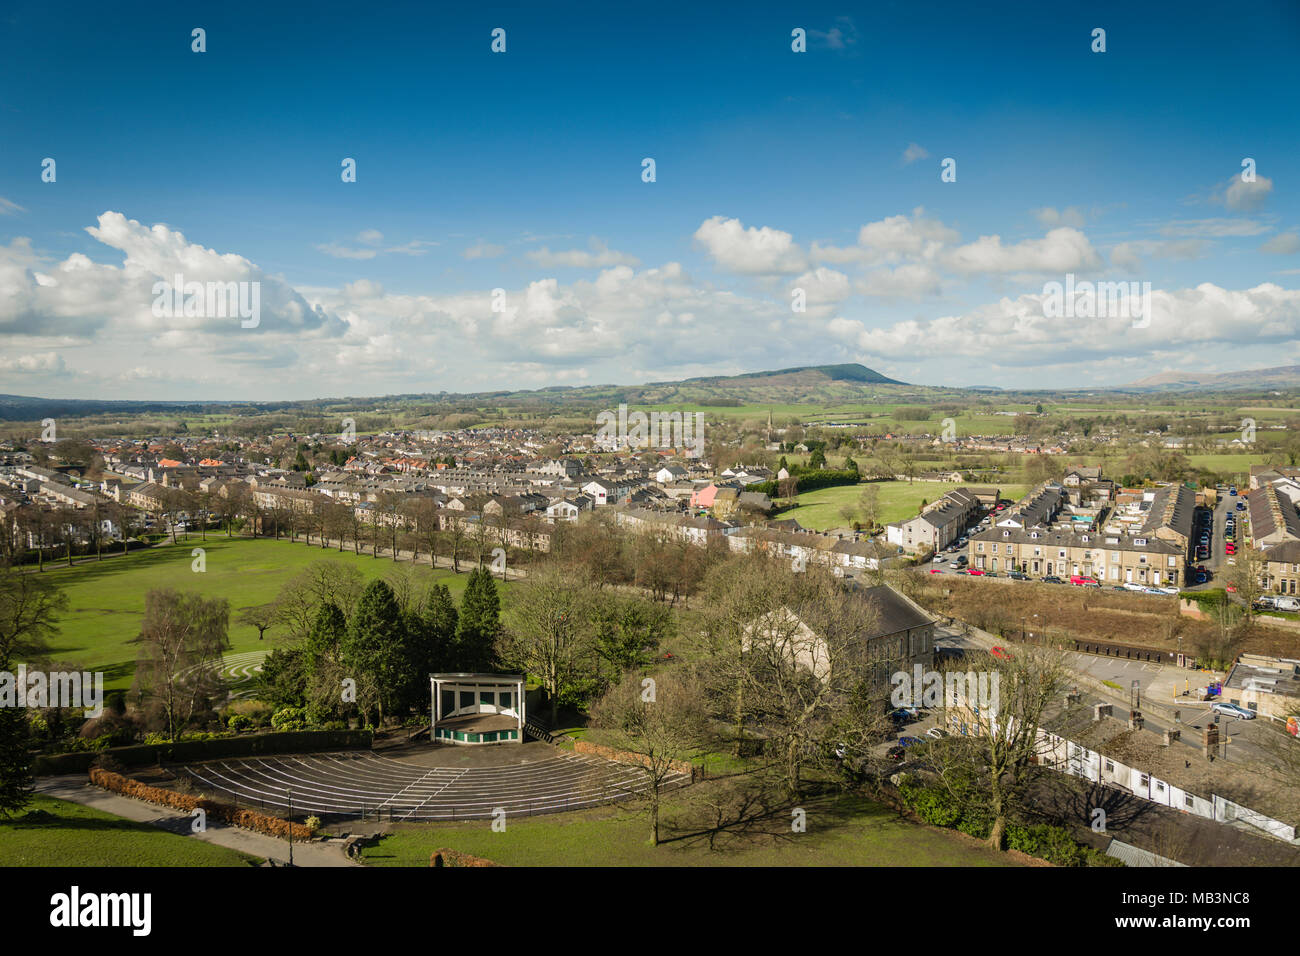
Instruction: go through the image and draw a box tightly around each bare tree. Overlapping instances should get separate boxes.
[590,669,706,845]
[927,646,1073,850]
[132,589,230,741]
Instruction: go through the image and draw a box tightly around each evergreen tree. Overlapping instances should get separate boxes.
[304,602,347,672]
[419,584,458,672]
[0,706,31,818]
[778,455,789,472]
[808,448,827,469]
[342,580,405,726]
[845,457,859,475]
[455,568,501,671]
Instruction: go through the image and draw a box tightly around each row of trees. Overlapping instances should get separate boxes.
[257,565,502,727]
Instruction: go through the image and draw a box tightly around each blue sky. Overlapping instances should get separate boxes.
[1,0,1298,399]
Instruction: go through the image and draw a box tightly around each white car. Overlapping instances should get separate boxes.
[925,727,948,740]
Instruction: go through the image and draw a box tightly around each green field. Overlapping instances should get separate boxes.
[361,790,1020,867]
[0,795,259,866]
[780,481,1031,531]
[39,537,483,691]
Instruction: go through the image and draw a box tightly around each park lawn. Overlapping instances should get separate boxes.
[360,788,1020,867]
[39,536,484,691]
[781,481,1031,531]
[0,795,259,866]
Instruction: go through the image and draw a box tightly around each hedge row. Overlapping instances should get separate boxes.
[35,728,373,776]
[750,468,861,497]
[429,849,500,867]
[897,780,1122,867]
[89,767,314,841]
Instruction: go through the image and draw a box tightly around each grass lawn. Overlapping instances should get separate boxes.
[39,536,486,691]
[360,785,1020,867]
[780,481,1031,531]
[0,795,259,866]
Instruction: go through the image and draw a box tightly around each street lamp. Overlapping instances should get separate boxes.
[287,787,294,866]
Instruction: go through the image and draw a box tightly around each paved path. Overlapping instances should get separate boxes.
[36,775,359,867]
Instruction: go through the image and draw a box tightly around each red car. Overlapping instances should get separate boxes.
[928,568,943,574]
[1226,584,1238,593]
[1225,543,1237,554]
[966,568,984,576]
[990,646,1014,660]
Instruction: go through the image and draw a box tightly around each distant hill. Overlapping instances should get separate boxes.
[662,364,906,387]
[1121,366,1300,392]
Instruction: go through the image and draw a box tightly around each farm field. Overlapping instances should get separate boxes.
[37,536,485,692]
[361,788,1021,867]
[778,480,1032,531]
[0,796,258,867]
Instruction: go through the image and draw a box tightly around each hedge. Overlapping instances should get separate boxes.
[34,728,373,776]
[750,468,861,497]
[89,767,313,841]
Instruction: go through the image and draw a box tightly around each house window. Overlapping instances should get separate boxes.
[1155,781,1165,793]
[1139,774,1150,788]
[1104,759,1114,772]
[1184,794,1194,808]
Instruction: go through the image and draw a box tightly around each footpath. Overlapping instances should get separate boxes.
[36,775,360,867]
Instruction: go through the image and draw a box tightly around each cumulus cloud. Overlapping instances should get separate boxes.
[693,216,807,275]
[826,282,1300,369]
[0,351,65,373]
[941,227,1103,275]
[1219,174,1274,212]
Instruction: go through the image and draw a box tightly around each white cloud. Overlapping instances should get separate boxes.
[1220,174,1274,212]
[0,351,65,373]
[525,238,640,269]
[1158,218,1270,238]
[1260,232,1300,255]
[901,143,930,165]
[693,216,807,275]
[941,227,1103,275]
[464,241,506,260]
[0,197,24,216]
[1032,206,1086,229]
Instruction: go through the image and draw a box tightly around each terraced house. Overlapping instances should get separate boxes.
[968,527,1184,586]
[885,487,979,553]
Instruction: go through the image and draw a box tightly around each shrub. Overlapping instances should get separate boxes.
[271,707,308,732]
[227,714,254,732]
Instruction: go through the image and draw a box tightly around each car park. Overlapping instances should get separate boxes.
[1211,701,1255,720]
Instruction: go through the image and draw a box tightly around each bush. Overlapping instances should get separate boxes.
[227,714,254,732]
[271,707,308,732]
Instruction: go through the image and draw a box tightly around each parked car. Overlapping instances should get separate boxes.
[966,568,985,576]
[1211,701,1255,720]
[925,727,949,739]
[990,646,1013,660]
[928,568,944,574]
[1009,571,1027,580]
[1225,542,1237,555]
[898,736,925,748]
[1274,596,1300,612]
[1042,575,1063,584]
[887,745,907,761]
[1229,487,1237,496]
[1069,575,1100,587]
